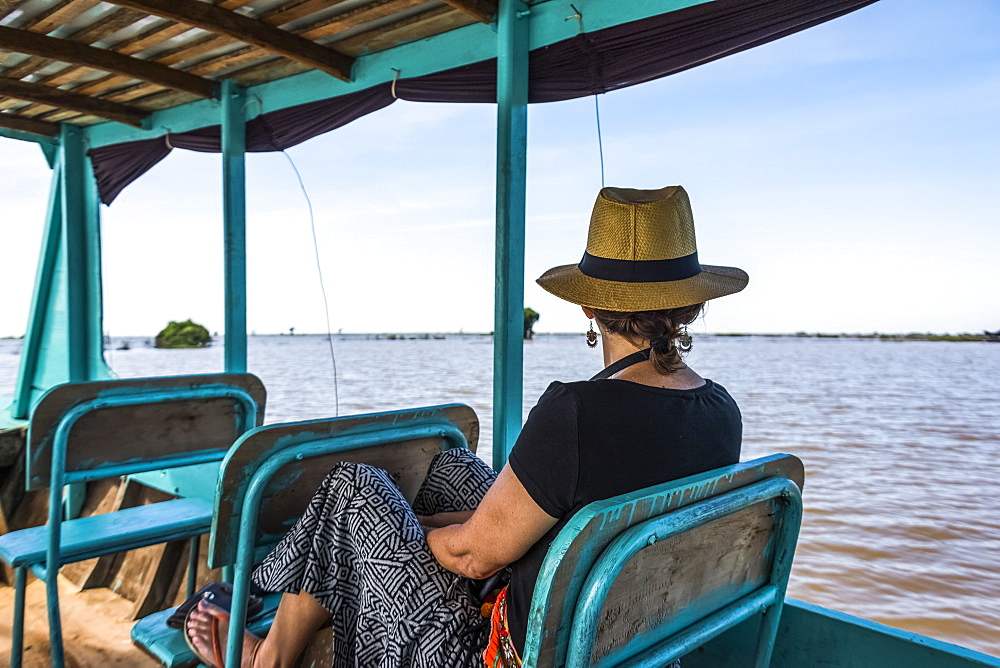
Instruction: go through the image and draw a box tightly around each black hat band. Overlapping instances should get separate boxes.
[578,251,701,283]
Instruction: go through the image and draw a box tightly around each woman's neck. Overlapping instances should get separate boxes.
[600,333,645,368]
[599,332,704,389]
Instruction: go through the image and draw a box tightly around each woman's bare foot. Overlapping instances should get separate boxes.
[186,600,265,667]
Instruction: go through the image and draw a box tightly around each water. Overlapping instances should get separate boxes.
[1,335,998,656]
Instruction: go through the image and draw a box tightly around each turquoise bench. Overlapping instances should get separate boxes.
[521,453,804,668]
[132,411,802,668]
[0,373,265,668]
[132,403,479,667]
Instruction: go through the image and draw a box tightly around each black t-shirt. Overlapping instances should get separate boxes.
[506,377,742,653]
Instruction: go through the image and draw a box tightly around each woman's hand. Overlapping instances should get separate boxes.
[426,465,557,580]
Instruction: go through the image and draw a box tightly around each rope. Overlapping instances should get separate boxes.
[281,149,340,416]
[567,5,606,188]
[594,94,605,188]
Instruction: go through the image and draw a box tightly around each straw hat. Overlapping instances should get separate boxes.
[536,186,748,311]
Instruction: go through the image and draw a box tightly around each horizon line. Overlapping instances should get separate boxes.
[4,331,995,340]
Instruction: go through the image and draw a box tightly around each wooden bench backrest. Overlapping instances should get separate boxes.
[522,454,805,668]
[209,403,479,568]
[26,373,266,490]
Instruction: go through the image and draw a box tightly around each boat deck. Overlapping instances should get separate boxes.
[0,574,157,667]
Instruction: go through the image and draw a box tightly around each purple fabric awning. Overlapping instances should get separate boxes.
[89,0,876,204]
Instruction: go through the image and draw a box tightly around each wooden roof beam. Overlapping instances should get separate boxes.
[439,0,496,24]
[0,25,217,98]
[0,112,59,136]
[300,0,424,41]
[2,55,52,80]
[106,0,355,81]
[114,22,193,57]
[33,108,84,123]
[261,0,351,28]
[219,0,261,10]
[67,7,150,46]
[24,0,103,35]
[0,78,146,126]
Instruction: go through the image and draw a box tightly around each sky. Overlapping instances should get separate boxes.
[1,0,999,337]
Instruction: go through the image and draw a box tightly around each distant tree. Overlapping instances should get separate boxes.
[155,319,212,348]
[524,307,540,340]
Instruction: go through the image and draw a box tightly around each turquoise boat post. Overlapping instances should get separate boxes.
[12,127,110,420]
[221,79,249,375]
[12,166,62,420]
[493,0,530,470]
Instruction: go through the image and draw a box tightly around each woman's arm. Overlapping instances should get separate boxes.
[426,464,558,579]
[416,510,475,528]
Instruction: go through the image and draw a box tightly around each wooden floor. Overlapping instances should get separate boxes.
[0,576,160,667]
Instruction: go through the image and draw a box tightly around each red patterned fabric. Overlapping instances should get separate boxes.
[483,586,521,668]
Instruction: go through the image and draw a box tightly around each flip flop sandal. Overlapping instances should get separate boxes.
[184,603,228,668]
[167,581,263,629]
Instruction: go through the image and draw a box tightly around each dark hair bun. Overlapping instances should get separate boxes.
[649,337,671,350]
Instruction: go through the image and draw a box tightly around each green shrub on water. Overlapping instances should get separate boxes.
[155,319,212,348]
[524,307,540,340]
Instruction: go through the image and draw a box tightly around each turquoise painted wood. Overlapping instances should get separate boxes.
[12,165,64,419]
[192,404,477,667]
[128,460,226,502]
[24,374,266,489]
[40,141,57,168]
[81,0,711,150]
[11,136,111,420]
[0,128,59,145]
[0,498,213,569]
[60,125,102,384]
[521,454,805,668]
[492,0,530,470]
[221,79,248,374]
[207,403,477,567]
[685,599,1000,668]
[566,477,801,668]
[2,374,264,668]
[219,419,468,666]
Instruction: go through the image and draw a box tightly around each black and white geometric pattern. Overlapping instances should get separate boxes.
[252,448,497,668]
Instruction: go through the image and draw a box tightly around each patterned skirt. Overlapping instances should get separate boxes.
[252,448,497,668]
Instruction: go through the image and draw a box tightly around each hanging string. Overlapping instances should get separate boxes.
[566,5,606,188]
[594,94,605,188]
[281,149,340,416]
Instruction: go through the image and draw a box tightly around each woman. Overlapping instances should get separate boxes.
[186,185,748,667]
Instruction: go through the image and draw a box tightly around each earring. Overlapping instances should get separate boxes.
[586,320,599,348]
[677,325,692,349]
